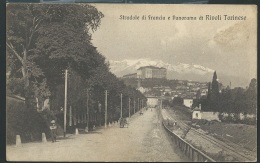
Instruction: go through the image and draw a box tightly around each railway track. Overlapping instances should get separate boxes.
[161,109,256,162]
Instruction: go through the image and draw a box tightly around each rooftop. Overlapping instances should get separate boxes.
[123,73,137,77]
[137,66,166,70]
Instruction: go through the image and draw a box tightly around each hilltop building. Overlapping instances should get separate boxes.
[122,73,137,79]
[137,66,166,79]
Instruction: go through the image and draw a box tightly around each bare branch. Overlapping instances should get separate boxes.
[32,16,36,27]
[27,16,43,49]
[34,19,42,30]
[6,42,23,63]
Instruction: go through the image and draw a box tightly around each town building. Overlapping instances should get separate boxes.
[137,66,166,79]
[192,105,220,121]
[200,88,208,96]
[137,86,150,94]
[146,96,159,107]
[122,73,137,79]
[183,98,193,108]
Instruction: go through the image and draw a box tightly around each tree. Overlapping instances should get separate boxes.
[207,82,211,100]
[162,99,170,107]
[246,78,257,99]
[211,71,219,101]
[244,78,257,114]
[172,97,183,106]
[6,4,104,109]
[218,86,232,113]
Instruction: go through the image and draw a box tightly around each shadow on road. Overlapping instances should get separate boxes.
[79,131,103,135]
[56,134,75,140]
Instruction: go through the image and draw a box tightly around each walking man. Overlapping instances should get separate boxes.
[50,120,57,143]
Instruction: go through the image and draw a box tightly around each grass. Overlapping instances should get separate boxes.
[196,121,257,151]
[168,105,257,152]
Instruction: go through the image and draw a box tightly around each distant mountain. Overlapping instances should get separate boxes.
[108,58,250,88]
[109,58,214,78]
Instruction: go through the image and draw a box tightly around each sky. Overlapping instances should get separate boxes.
[91,4,257,81]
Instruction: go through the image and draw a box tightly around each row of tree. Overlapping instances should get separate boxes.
[201,73,256,115]
[6,4,146,131]
[193,72,256,124]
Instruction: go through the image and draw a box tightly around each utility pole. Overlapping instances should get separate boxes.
[105,90,108,128]
[64,69,68,138]
[69,106,72,126]
[120,93,123,118]
[98,102,101,127]
[137,98,139,111]
[161,97,163,109]
[129,97,131,118]
[86,89,89,132]
[134,100,136,113]
[140,99,142,110]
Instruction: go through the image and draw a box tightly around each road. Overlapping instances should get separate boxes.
[6,108,190,162]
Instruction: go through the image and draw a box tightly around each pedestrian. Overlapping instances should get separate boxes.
[50,120,57,143]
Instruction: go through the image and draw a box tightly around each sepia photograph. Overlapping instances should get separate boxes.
[6,3,257,162]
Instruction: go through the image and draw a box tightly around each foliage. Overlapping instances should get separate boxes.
[6,4,147,141]
[162,99,171,107]
[6,3,104,108]
[198,78,257,124]
[211,71,219,101]
[171,97,183,106]
[6,96,50,144]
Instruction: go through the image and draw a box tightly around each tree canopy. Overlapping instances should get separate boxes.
[7,3,146,125]
[7,4,104,105]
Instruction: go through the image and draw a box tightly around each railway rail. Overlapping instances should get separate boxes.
[161,109,256,162]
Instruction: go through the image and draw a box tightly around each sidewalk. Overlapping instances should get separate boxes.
[7,109,189,162]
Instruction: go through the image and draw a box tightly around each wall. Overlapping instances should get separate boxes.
[183,99,193,108]
[162,119,216,162]
[202,112,220,121]
[137,69,142,78]
[147,97,158,107]
[221,112,256,120]
[192,111,219,121]
[122,73,137,79]
[145,68,153,78]
[137,67,166,79]
[192,111,202,119]
[193,111,256,122]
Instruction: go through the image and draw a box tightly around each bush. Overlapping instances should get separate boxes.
[7,96,51,144]
[218,112,256,125]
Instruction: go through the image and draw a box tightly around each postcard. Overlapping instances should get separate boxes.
[6,4,257,162]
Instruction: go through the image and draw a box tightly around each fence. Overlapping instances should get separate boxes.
[162,121,216,162]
